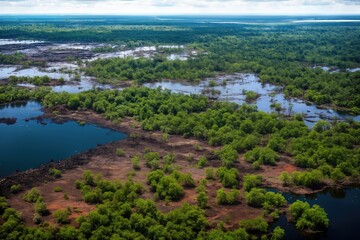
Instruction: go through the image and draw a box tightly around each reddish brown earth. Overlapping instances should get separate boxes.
[0,108,303,228]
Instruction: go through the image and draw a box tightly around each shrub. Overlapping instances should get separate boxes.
[53,209,70,224]
[131,156,141,170]
[0,196,9,214]
[271,226,285,240]
[239,217,268,233]
[163,154,175,164]
[197,191,208,209]
[243,174,262,192]
[205,168,217,180]
[244,147,279,166]
[289,200,329,231]
[245,188,286,208]
[23,188,41,203]
[34,200,48,216]
[216,167,239,188]
[54,186,63,192]
[10,184,22,194]
[116,148,125,157]
[216,188,240,205]
[49,168,62,178]
[145,152,161,170]
[197,156,208,168]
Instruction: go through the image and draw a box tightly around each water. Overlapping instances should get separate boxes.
[269,187,360,240]
[0,101,126,177]
[0,66,72,80]
[144,73,360,127]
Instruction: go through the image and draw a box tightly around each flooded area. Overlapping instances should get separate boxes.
[144,73,360,127]
[0,101,127,177]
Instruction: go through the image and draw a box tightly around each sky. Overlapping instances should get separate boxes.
[0,0,360,15]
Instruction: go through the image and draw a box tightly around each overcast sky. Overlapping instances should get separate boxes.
[0,0,360,14]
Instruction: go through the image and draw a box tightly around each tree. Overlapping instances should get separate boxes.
[53,209,70,224]
[271,226,285,240]
[243,174,262,192]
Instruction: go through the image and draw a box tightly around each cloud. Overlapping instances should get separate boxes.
[0,0,360,14]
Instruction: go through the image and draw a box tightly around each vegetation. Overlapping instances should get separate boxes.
[22,188,41,203]
[239,217,269,233]
[10,184,22,194]
[49,168,62,178]
[289,200,329,232]
[216,188,240,205]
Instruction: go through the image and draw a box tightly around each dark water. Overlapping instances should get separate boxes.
[0,101,126,177]
[269,187,360,240]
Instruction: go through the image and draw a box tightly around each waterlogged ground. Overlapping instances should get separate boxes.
[144,73,360,127]
[0,101,127,177]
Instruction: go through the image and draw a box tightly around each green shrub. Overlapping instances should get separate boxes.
[289,200,329,231]
[23,188,41,203]
[10,184,22,194]
[53,209,70,224]
[197,156,208,168]
[239,217,268,233]
[54,186,63,192]
[131,156,141,170]
[216,188,240,205]
[49,168,62,178]
[216,167,239,188]
[243,174,262,192]
[205,168,217,180]
[244,147,279,166]
[116,148,125,157]
[34,200,48,216]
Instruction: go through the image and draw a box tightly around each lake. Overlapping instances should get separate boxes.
[0,101,126,177]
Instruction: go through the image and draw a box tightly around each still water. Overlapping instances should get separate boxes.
[0,101,126,177]
[269,187,360,240]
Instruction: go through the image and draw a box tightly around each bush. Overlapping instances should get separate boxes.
[197,156,208,168]
[217,167,239,188]
[0,196,9,214]
[54,186,63,192]
[131,156,141,170]
[244,147,280,166]
[116,148,125,157]
[239,217,268,233]
[271,226,285,240]
[197,191,208,209]
[216,145,238,168]
[49,168,62,178]
[23,188,41,203]
[289,200,329,231]
[216,188,240,205]
[34,200,48,216]
[245,188,286,209]
[10,184,22,194]
[205,168,217,180]
[145,152,161,170]
[53,209,70,224]
[243,174,262,192]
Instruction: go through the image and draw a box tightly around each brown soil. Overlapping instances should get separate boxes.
[0,107,336,228]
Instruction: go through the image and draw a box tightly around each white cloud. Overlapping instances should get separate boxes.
[0,0,359,14]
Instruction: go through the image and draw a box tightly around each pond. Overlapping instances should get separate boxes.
[269,187,360,240]
[143,73,360,127]
[0,101,127,177]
